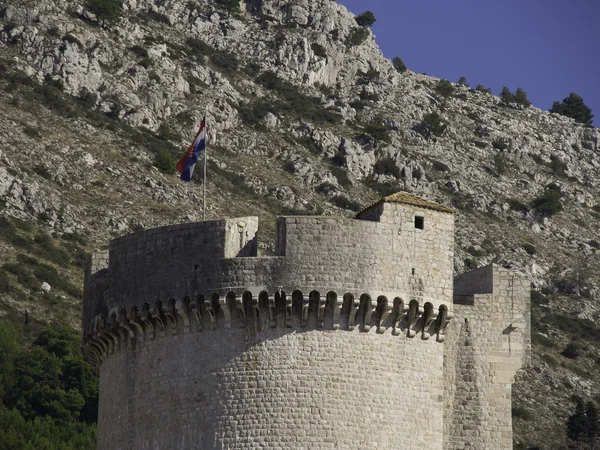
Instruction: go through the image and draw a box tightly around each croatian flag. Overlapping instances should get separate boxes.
[176,117,206,182]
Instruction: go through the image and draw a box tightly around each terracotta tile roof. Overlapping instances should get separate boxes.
[357,191,455,216]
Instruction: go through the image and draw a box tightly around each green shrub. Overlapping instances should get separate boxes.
[0,270,11,294]
[364,120,390,143]
[493,153,508,175]
[562,341,583,359]
[316,182,337,195]
[331,196,362,212]
[215,0,240,15]
[392,57,406,73]
[23,125,40,138]
[492,138,509,151]
[330,152,346,167]
[362,177,399,197]
[373,158,400,178]
[531,290,549,307]
[3,263,38,291]
[435,79,454,98]
[238,98,271,130]
[464,257,478,270]
[549,155,568,177]
[359,68,380,84]
[466,246,485,257]
[415,112,447,139]
[329,166,351,188]
[346,27,369,47]
[532,185,563,217]
[523,243,536,255]
[154,149,176,174]
[77,88,97,108]
[84,0,122,26]
[512,405,534,421]
[475,84,492,94]
[255,71,340,124]
[355,11,376,27]
[138,57,152,68]
[311,43,327,58]
[129,45,149,58]
[43,74,64,92]
[457,77,468,86]
[550,93,594,126]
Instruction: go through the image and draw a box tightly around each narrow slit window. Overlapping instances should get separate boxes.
[414,216,424,230]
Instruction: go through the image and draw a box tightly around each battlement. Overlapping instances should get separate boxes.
[83,197,456,362]
[83,288,453,364]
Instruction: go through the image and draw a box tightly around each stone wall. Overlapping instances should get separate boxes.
[97,326,445,450]
[443,265,531,450]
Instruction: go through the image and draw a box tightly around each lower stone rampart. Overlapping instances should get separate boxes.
[97,326,445,450]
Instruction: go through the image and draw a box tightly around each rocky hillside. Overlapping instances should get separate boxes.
[1,0,599,447]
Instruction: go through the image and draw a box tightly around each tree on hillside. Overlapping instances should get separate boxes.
[84,0,122,27]
[500,86,515,104]
[0,323,98,449]
[566,399,599,449]
[500,86,531,108]
[551,93,594,126]
[355,11,376,27]
[392,57,407,73]
[514,87,531,108]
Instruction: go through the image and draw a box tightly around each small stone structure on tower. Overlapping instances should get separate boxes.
[83,192,530,450]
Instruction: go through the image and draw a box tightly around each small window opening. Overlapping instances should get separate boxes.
[414,216,424,230]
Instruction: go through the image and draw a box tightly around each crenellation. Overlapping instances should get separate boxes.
[84,192,530,450]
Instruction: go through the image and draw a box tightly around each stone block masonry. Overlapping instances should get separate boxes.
[82,192,530,450]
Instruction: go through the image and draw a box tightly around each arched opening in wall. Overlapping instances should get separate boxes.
[212,293,225,328]
[226,292,240,326]
[258,291,270,331]
[292,290,304,329]
[392,297,405,332]
[193,295,208,330]
[323,291,338,330]
[308,291,321,329]
[357,294,372,332]
[422,302,435,339]
[435,304,448,341]
[140,302,155,339]
[242,291,256,331]
[274,290,287,328]
[340,293,354,331]
[178,297,191,333]
[166,298,178,334]
[153,300,166,336]
[407,299,420,337]
[375,296,389,332]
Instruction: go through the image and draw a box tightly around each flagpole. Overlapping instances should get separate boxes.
[203,109,207,221]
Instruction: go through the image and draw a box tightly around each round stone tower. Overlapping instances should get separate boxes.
[82,192,529,450]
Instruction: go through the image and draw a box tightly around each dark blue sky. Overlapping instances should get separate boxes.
[338,0,599,127]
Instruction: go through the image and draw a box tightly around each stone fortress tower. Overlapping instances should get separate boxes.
[83,192,530,450]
